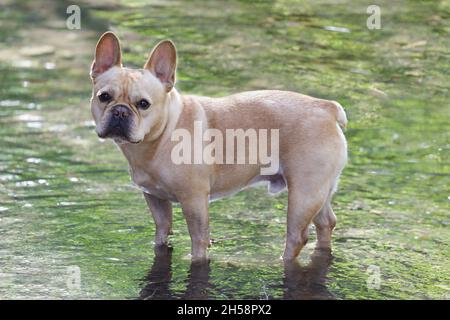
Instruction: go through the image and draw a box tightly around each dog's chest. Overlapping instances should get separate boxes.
[130,166,175,200]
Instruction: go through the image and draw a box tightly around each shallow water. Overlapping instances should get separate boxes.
[0,0,448,299]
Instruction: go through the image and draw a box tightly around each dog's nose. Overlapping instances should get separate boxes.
[112,105,132,119]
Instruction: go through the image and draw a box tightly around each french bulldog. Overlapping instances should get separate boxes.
[90,32,347,260]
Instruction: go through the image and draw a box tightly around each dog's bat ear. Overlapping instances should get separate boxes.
[144,40,177,92]
[90,32,122,79]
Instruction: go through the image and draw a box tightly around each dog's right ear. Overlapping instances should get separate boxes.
[90,32,122,79]
[144,40,177,92]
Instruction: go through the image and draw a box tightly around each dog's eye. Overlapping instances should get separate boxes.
[98,92,112,103]
[137,99,151,110]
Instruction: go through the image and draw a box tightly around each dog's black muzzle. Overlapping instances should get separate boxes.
[102,104,133,140]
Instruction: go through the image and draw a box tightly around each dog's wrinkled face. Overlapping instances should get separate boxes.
[91,67,165,144]
[90,32,177,144]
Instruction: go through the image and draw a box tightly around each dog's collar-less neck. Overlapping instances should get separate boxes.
[147,87,182,142]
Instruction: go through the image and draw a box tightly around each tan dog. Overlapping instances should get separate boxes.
[90,32,347,260]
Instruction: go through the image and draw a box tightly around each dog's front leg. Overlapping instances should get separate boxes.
[144,193,173,246]
[180,194,210,260]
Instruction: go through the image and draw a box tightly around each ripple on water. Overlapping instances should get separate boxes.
[26,158,42,164]
[0,100,21,107]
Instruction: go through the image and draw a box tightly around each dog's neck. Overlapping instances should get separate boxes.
[148,88,183,142]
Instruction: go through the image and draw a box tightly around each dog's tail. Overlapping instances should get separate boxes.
[330,101,348,130]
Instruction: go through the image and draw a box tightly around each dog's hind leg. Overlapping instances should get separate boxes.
[282,179,330,260]
[313,192,337,249]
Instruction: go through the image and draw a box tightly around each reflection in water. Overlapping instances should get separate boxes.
[183,259,212,300]
[139,245,174,300]
[139,246,334,300]
[283,248,335,300]
[139,245,212,300]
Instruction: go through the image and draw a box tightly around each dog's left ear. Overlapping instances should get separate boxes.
[90,32,122,79]
[144,40,177,92]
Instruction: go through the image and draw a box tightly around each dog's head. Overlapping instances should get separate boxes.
[90,32,177,144]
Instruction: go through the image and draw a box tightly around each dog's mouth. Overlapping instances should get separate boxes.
[113,137,142,145]
[97,115,141,144]
[97,130,142,144]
